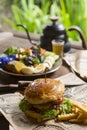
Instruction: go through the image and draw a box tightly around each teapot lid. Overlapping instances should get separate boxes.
[43,16,66,36]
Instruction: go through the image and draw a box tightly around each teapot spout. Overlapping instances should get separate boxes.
[68,26,87,49]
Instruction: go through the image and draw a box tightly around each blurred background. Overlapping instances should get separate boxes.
[0,0,87,41]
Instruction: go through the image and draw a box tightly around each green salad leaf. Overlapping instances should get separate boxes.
[41,109,59,119]
[4,47,18,55]
[19,98,29,112]
[33,57,40,64]
[59,98,72,115]
[44,51,59,60]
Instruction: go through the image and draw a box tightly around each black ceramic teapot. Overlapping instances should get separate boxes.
[40,16,87,52]
[40,16,71,52]
[68,26,87,49]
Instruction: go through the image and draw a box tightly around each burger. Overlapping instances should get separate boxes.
[19,78,72,122]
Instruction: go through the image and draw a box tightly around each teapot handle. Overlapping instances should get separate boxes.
[68,26,87,49]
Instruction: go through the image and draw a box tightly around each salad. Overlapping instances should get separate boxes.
[0,46,59,75]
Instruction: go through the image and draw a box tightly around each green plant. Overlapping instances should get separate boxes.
[59,0,87,41]
[3,0,87,41]
[3,0,51,33]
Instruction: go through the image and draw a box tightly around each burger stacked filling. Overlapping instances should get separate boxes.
[19,78,72,122]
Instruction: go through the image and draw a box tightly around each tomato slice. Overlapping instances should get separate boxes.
[53,96,64,105]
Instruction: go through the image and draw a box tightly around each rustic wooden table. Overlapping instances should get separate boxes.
[0,31,83,130]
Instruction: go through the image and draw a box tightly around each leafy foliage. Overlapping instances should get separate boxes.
[3,0,87,41]
[4,0,51,33]
[59,0,87,41]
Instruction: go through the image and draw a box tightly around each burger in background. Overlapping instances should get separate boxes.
[19,78,72,122]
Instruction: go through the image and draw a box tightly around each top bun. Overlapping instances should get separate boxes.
[24,78,65,104]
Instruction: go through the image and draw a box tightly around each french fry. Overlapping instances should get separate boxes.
[72,106,80,114]
[77,112,87,120]
[58,113,77,121]
[72,101,87,114]
[83,119,87,125]
[69,118,83,123]
[57,100,87,125]
[83,104,87,109]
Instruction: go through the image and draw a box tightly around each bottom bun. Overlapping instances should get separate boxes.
[24,110,48,122]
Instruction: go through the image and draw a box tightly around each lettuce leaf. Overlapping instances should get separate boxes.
[19,98,29,112]
[59,98,72,115]
[41,109,59,119]
[4,47,18,55]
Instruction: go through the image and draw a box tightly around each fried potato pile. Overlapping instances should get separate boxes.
[58,100,87,125]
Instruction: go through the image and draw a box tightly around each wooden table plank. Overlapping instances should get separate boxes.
[0,31,80,130]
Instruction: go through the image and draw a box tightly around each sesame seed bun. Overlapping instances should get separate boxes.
[24,78,65,104]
